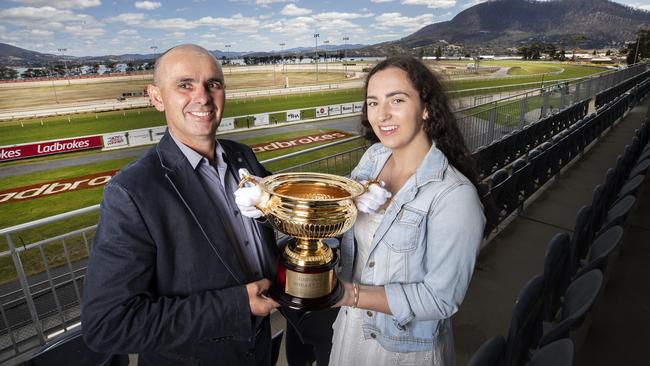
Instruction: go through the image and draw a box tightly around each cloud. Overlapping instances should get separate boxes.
[170,31,186,38]
[176,7,189,11]
[627,2,650,11]
[401,0,456,9]
[373,12,434,32]
[370,0,394,2]
[9,0,101,9]
[280,4,311,16]
[117,29,139,35]
[196,14,260,30]
[134,1,162,10]
[104,13,147,25]
[30,29,54,37]
[461,0,486,8]
[256,0,294,4]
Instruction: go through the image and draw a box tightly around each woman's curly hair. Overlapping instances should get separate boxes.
[360,56,492,227]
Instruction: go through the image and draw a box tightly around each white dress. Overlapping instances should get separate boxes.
[329,211,455,366]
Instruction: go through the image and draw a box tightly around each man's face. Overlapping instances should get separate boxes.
[149,49,225,150]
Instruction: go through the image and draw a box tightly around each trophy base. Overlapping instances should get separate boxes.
[269,281,343,310]
[270,246,343,310]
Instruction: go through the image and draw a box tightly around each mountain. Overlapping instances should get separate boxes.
[0,43,59,67]
[367,0,650,54]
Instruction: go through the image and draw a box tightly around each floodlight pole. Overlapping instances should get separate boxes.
[58,48,70,85]
[314,33,320,81]
[225,44,232,74]
[343,36,349,74]
[323,40,329,74]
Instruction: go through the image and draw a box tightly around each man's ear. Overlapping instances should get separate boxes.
[147,84,164,112]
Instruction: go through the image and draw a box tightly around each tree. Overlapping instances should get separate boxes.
[435,46,442,60]
[570,34,587,61]
[626,29,650,65]
[0,66,18,80]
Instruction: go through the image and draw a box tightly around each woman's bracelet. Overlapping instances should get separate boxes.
[352,283,359,308]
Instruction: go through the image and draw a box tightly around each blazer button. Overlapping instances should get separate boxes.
[368,261,375,268]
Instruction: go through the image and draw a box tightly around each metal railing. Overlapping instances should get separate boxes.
[457,63,649,150]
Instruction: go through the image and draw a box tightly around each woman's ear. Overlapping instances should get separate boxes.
[422,107,429,121]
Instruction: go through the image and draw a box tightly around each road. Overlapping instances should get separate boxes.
[0,116,361,178]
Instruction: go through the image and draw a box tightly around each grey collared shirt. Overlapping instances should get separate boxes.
[170,132,267,281]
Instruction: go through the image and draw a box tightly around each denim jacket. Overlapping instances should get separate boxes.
[339,142,485,352]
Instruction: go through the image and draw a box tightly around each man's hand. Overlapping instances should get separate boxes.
[234,168,270,219]
[355,180,392,214]
[246,279,279,316]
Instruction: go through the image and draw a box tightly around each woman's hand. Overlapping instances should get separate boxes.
[333,281,355,308]
[355,180,392,213]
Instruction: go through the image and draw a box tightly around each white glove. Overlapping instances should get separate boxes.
[234,168,270,219]
[355,180,392,214]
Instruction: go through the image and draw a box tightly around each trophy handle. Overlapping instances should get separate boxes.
[362,179,383,192]
[238,174,259,188]
[237,174,273,215]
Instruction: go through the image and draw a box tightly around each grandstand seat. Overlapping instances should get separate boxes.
[596,195,636,236]
[491,169,509,188]
[569,205,594,275]
[538,269,603,348]
[467,335,506,366]
[542,232,571,322]
[616,174,645,200]
[504,274,545,366]
[628,158,650,179]
[575,226,623,280]
[528,338,574,366]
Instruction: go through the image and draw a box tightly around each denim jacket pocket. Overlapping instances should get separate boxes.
[381,208,424,252]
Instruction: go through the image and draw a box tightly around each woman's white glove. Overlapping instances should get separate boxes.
[234,168,270,219]
[355,180,392,214]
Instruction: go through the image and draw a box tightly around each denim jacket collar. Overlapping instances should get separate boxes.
[364,142,448,206]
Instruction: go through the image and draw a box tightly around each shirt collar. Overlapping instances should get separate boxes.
[371,141,448,186]
[169,130,225,170]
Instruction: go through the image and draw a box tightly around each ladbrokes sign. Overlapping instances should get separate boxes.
[0,136,103,162]
[251,131,355,153]
[0,170,118,205]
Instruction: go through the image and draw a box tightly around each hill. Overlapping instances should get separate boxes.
[365,0,650,54]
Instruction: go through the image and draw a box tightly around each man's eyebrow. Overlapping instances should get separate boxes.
[207,77,224,84]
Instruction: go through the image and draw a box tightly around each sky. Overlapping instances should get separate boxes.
[0,0,648,57]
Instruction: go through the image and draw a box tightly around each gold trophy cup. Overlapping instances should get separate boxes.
[241,172,365,310]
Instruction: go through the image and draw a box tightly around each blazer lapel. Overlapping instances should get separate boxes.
[157,133,247,283]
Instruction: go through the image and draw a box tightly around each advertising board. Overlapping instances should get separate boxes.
[0,136,103,162]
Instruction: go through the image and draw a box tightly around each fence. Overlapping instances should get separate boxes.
[457,63,649,150]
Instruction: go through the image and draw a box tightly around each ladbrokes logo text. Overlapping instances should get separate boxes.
[0,170,119,205]
[251,131,354,153]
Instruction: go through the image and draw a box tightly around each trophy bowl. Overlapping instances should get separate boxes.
[254,172,365,310]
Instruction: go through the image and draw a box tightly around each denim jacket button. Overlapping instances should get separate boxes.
[366,311,373,317]
[370,332,377,338]
[368,261,375,268]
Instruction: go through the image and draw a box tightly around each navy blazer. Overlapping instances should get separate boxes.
[82,132,277,365]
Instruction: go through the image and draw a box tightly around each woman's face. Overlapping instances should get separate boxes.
[366,67,429,152]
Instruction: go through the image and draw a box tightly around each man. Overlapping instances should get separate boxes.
[82,44,279,366]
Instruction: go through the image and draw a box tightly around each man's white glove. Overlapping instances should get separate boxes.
[234,168,270,219]
[355,180,392,214]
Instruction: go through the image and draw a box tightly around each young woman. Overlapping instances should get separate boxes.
[330,56,487,366]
